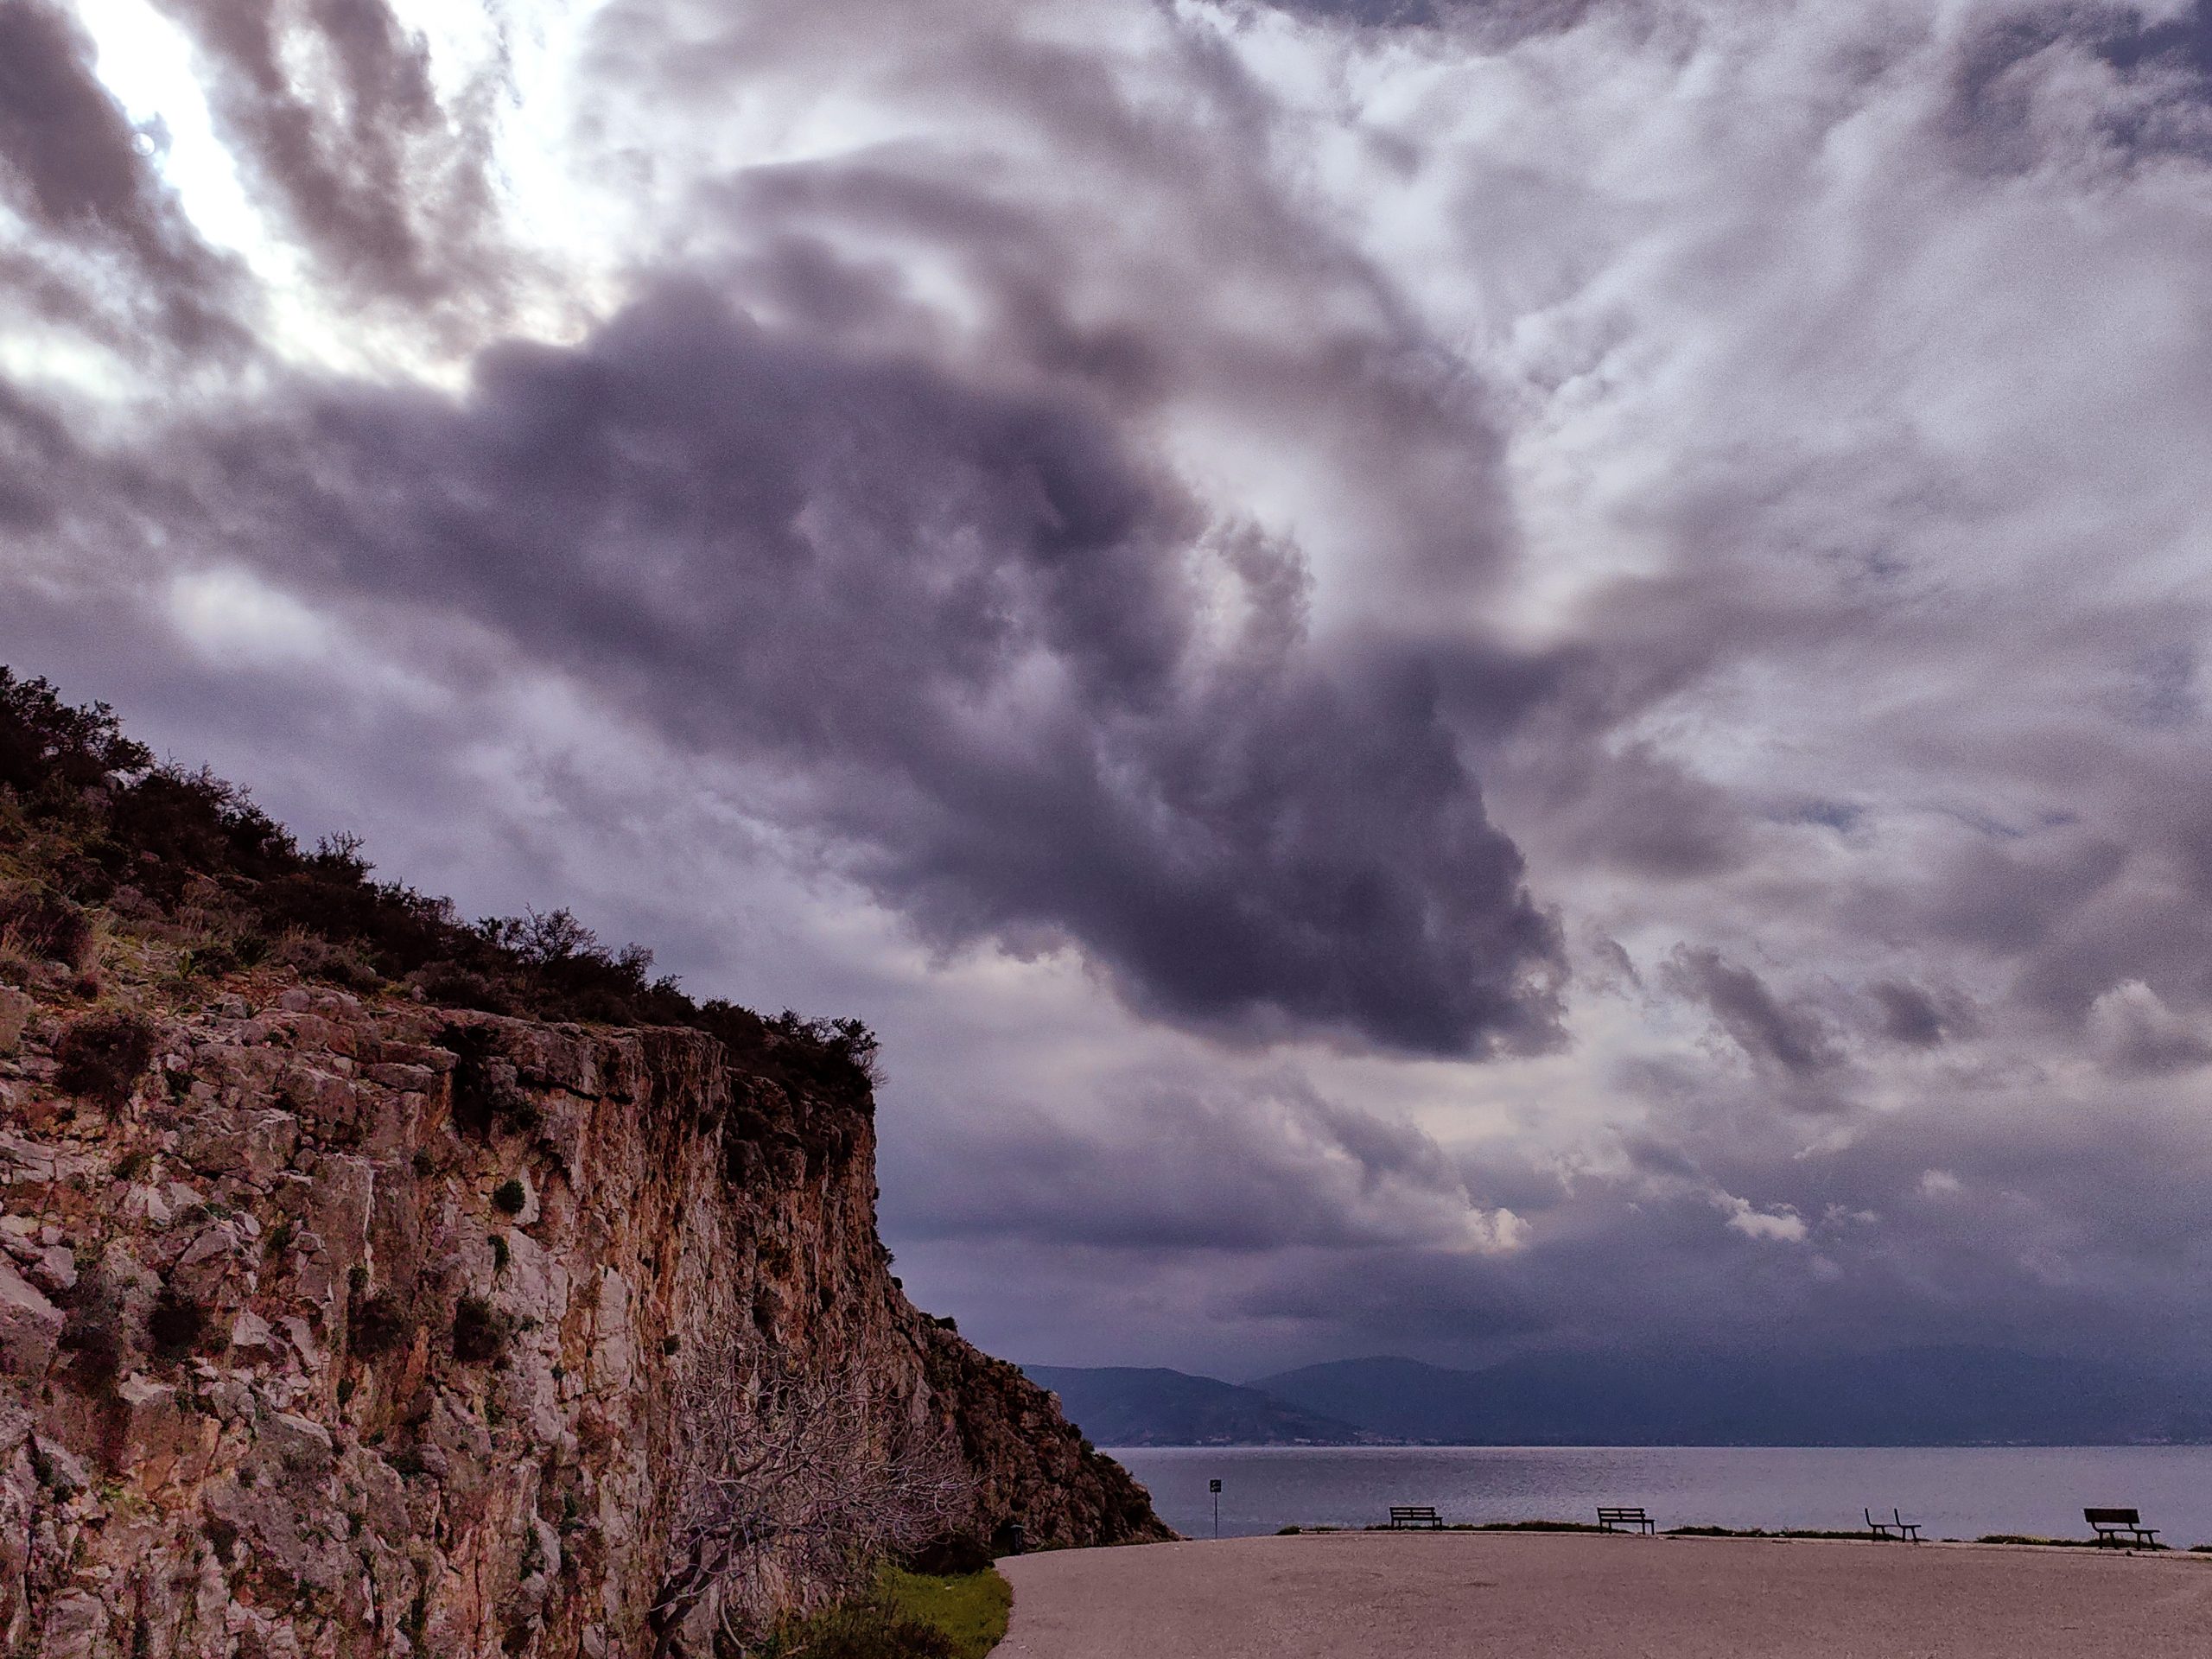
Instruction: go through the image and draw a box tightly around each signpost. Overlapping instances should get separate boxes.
[1209,1478,1222,1539]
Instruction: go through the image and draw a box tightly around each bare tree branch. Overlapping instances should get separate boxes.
[652,1329,973,1656]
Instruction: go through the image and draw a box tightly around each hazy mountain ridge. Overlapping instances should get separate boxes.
[1023,1365,1388,1446]
[1033,1347,2212,1447]
[1254,1349,2212,1446]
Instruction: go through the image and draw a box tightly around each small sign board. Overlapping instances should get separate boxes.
[1209,1479,1223,1493]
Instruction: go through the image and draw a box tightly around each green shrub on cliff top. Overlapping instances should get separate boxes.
[0,665,878,1097]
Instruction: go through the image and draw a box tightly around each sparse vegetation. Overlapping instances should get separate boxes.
[755,1599,952,1659]
[54,1011,156,1108]
[653,1333,973,1655]
[753,1567,1008,1659]
[493,1178,527,1216]
[1978,1532,2167,1549]
[445,1025,538,1137]
[349,1294,413,1358]
[1667,1525,1885,1541]
[58,1292,125,1395]
[452,1295,512,1364]
[145,1287,213,1363]
[0,887,94,969]
[0,666,879,1096]
[878,1566,1010,1659]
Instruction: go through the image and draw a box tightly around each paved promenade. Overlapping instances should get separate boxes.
[997,1530,2212,1658]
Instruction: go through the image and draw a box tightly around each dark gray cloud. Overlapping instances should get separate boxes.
[0,0,238,346]
[1662,947,1841,1079]
[1262,0,1446,24]
[152,0,503,306]
[0,381,79,532]
[1868,981,1953,1048]
[885,1074,1507,1252]
[1249,0,1599,39]
[900,1075,2212,1375]
[0,1,156,245]
[18,280,1564,1056]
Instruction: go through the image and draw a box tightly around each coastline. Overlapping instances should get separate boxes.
[1104,1441,2212,1548]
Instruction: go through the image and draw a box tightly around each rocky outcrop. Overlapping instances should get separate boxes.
[0,972,1167,1659]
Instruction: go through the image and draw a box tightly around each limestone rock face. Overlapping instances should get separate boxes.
[0,979,1168,1659]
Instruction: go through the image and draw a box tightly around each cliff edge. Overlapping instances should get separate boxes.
[0,670,1167,1658]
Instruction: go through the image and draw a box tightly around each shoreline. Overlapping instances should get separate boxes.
[1106,1440,2212,1550]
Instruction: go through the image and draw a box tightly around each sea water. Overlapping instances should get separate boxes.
[1109,1444,2212,1546]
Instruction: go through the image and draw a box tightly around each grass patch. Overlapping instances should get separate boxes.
[761,1567,1009,1659]
[880,1566,1011,1659]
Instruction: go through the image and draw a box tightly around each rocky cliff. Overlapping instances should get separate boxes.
[0,964,1167,1659]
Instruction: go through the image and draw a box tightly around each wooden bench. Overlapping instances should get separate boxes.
[1387,1505,1442,1530]
[1597,1506,1656,1535]
[1866,1507,1922,1542]
[2085,1507,2159,1548]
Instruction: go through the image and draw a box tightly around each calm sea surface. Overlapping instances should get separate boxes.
[1109,1445,2212,1547]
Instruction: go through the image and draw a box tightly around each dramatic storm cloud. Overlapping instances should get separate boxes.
[7,0,2212,1378]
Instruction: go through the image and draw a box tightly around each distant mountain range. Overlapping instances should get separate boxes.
[1026,1348,2212,1447]
[1020,1366,1386,1446]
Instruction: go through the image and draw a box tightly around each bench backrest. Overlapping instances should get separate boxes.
[1598,1507,1649,1520]
[1390,1506,1438,1517]
[2084,1508,2140,1526]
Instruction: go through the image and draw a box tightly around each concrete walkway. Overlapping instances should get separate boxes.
[997,1530,2212,1658]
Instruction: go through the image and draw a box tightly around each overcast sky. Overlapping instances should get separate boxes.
[6,0,2212,1380]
